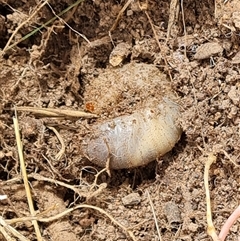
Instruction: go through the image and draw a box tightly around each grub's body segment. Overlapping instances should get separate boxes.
[83,98,182,169]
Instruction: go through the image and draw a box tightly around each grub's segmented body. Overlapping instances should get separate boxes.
[83,98,182,169]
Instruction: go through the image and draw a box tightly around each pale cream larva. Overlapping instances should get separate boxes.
[82,98,182,169]
[82,62,182,169]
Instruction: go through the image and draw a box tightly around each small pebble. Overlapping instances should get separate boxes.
[194,42,223,60]
[122,193,141,206]
[164,201,182,226]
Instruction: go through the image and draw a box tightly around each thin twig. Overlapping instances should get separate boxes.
[147,191,162,241]
[221,149,240,167]
[13,116,42,241]
[28,173,92,197]
[90,168,108,191]
[143,9,173,82]
[110,0,133,32]
[47,126,65,160]
[46,1,90,44]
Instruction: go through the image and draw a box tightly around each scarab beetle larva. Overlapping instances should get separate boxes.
[81,63,182,169]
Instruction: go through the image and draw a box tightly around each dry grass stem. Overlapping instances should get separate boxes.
[3,0,48,53]
[147,191,162,241]
[13,106,97,118]
[1,172,107,201]
[90,168,108,191]
[28,173,96,197]
[204,153,220,241]
[41,154,61,178]
[0,221,16,241]
[142,8,173,82]
[30,172,107,200]
[5,204,137,241]
[47,126,65,160]
[13,116,42,241]
[221,149,240,167]
[46,2,90,44]
[110,0,133,32]
[3,0,85,52]
[0,216,29,241]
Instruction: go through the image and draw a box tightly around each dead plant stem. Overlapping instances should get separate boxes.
[3,0,48,52]
[204,153,220,241]
[13,116,42,241]
[3,0,85,52]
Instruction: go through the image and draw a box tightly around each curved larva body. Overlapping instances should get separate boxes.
[83,98,182,169]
